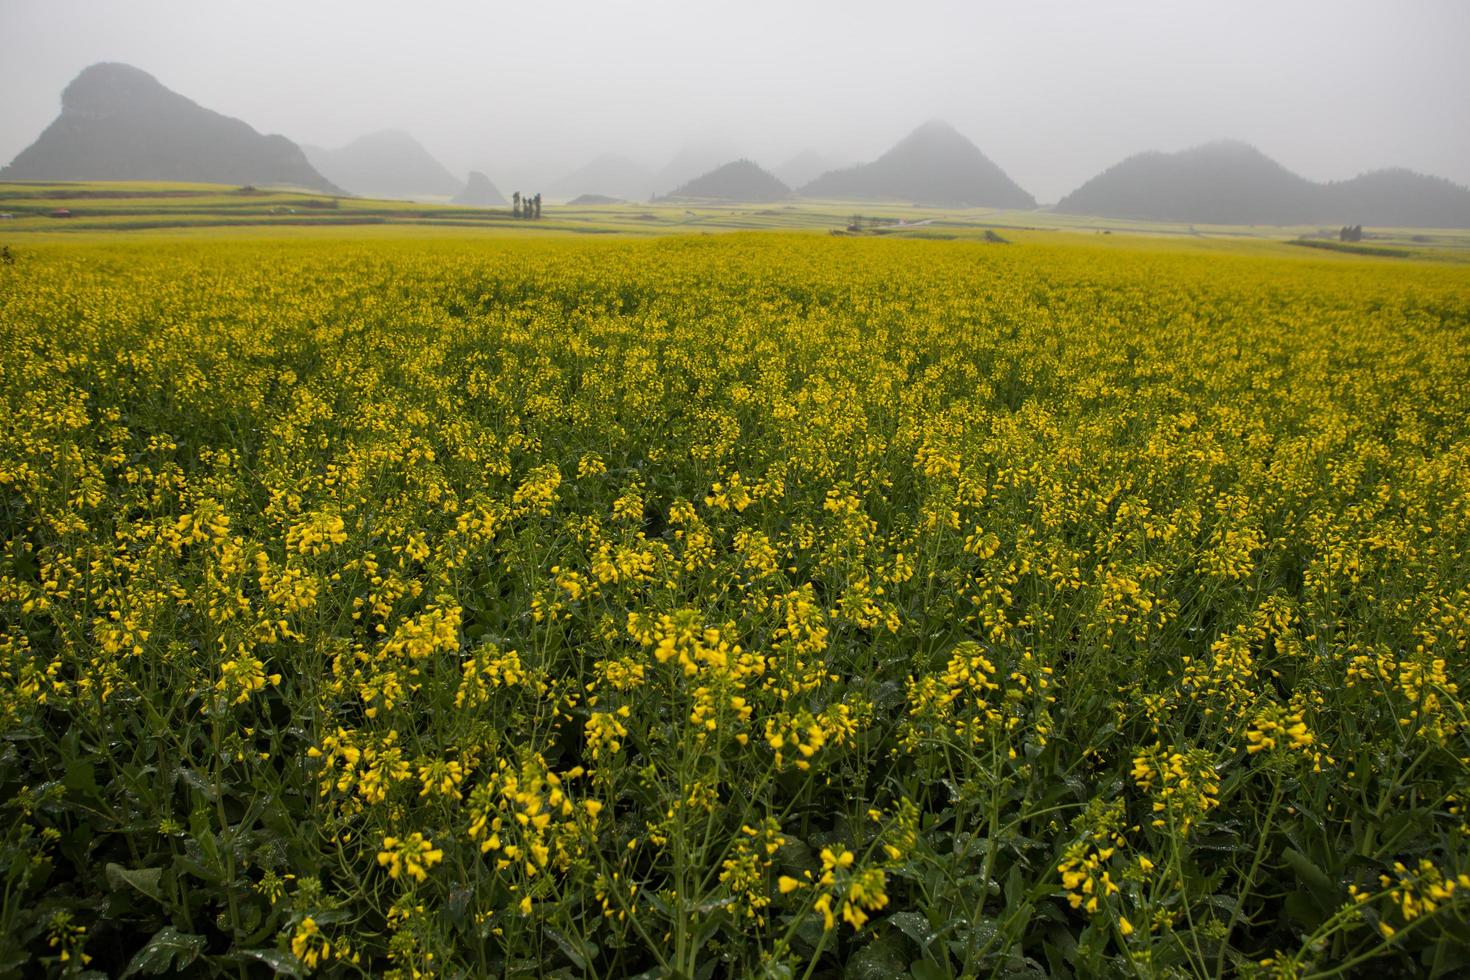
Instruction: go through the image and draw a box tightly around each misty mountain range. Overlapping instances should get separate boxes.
[545,154,656,202]
[5,62,1470,227]
[0,63,341,193]
[775,151,846,190]
[1054,140,1470,226]
[802,120,1036,209]
[667,160,790,203]
[302,130,463,200]
[452,170,506,207]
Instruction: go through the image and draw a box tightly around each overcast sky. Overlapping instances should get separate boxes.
[2,0,1467,202]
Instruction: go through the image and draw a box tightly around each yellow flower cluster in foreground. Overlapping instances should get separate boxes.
[0,232,1467,976]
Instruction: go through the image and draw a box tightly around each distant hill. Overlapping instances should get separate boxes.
[652,139,741,196]
[547,154,654,201]
[451,170,505,207]
[801,121,1035,208]
[302,130,461,199]
[668,160,790,202]
[1321,168,1470,228]
[1055,141,1324,224]
[776,150,844,189]
[568,194,623,205]
[1055,141,1470,227]
[1,62,340,192]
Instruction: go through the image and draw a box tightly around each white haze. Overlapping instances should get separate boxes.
[2,0,1468,203]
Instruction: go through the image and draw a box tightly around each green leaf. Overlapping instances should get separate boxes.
[63,759,99,796]
[1283,889,1324,932]
[759,962,795,980]
[121,927,205,977]
[1427,934,1470,978]
[891,910,937,950]
[1043,925,1078,980]
[846,935,907,980]
[694,894,738,914]
[1282,847,1336,911]
[1043,940,1075,980]
[173,766,217,800]
[1004,862,1024,907]
[237,949,306,978]
[106,863,164,902]
[1001,958,1050,979]
[910,960,948,980]
[950,916,1002,961]
[173,854,224,886]
[545,927,591,971]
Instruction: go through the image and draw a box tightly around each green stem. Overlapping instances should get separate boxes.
[1215,770,1283,977]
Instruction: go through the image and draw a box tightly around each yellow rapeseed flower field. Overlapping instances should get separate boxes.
[1,232,1468,977]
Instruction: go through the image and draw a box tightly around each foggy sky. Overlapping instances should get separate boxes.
[3,0,1468,203]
